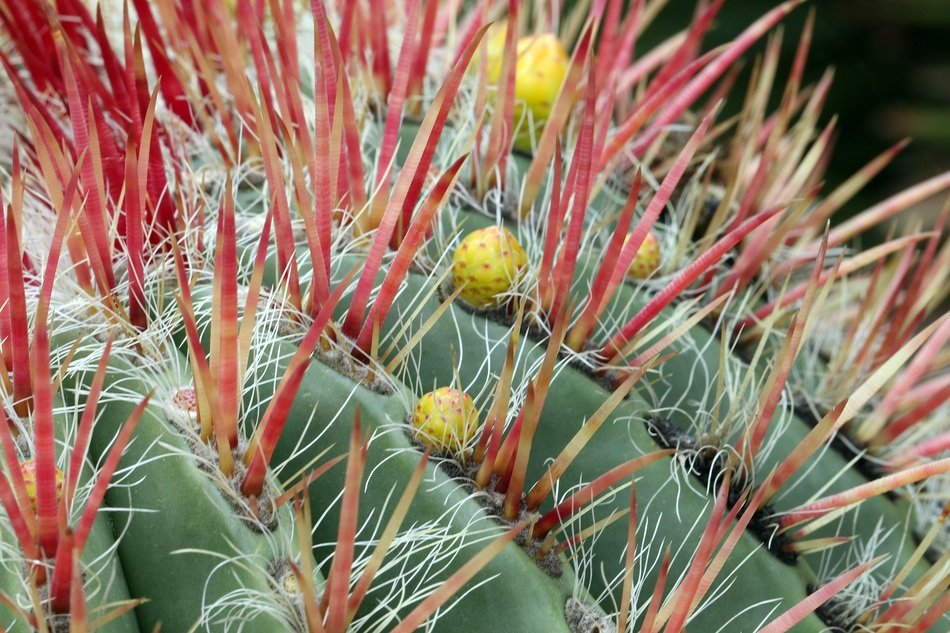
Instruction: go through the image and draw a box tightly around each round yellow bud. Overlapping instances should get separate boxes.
[514,35,568,120]
[20,459,64,511]
[625,232,662,279]
[513,34,569,152]
[478,26,570,153]
[411,387,479,454]
[451,226,528,308]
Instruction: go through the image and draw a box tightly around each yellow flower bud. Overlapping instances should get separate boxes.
[20,459,64,511]
[514,35,568,116]
[452,226,528,308]
[412,387,479,454]
[625,232,662,279]
[479,26,570,153]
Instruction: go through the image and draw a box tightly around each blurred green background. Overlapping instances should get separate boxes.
[638,0,950,229]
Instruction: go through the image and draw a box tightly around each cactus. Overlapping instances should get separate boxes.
[0,0,948,632]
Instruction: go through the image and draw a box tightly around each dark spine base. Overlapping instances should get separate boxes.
[809,584,861,633]
[649,413,929,631]
[693,318,899,503]
[923,543,943,566]
[182,429,280,533]
[646,416,798,566]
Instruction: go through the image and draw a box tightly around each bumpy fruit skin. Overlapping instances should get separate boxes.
[412,387,479,454]
[484,26,569,152]
[452,226,528,308]
[625,232,662,279]
[20,459,64,511]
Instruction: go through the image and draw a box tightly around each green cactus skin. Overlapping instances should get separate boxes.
[208,299,609,633]
[0,523,26,630]
[54,402,141,633]
[0,532,134,633]
[621,314,930,569]
[150,282,605,632]
[257,348,587,633]
[243,230,826,631]
[235,202,934,632]
[406,206,938,628]
[0,392,139,633]
[68,499,141,633]
[540,218,936,595]
[64,352,311,632]
[373,266,827,633]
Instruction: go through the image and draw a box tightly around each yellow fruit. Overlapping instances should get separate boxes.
[625,232,662,279]
[512,35,568,123]
[411,387,479,454]
[20,460,64,511]
[480,26,570,153]
[452,226,528,308]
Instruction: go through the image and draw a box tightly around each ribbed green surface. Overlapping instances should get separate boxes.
[377,268,827,633]
[0,389,139,632]
[66,352,308,632]
[235,322,601,633]
[0,522,31,632]
[55,392,140,633]
[435,204,932,618]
